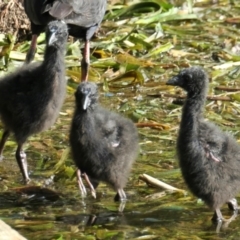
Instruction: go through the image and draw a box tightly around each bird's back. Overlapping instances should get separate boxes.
[24,0,53,26]
[24,0,107,35]
[50,0,107,28]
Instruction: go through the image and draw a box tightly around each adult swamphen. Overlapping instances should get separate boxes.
[24,0,107,81]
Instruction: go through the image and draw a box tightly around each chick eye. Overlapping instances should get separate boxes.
[82,88,91,95]
[49,26,58,33]
[86,88,91,94]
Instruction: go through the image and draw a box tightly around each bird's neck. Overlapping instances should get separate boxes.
[178,90,206,142]
[183,90,206,117]
[43,46,65,71]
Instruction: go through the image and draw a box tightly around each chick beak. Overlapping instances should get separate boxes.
[48,31,57,45]
[166,76,179,86]
[82,92,91,110]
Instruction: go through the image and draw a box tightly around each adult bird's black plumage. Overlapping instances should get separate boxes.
[24,0,107,81]
[70,82,139,202]
[0,20,68,183]
[166,66,240,222]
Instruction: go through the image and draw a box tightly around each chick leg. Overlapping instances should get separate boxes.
[77,169,87,197]
[0,130,10,160]
[82,173,97,199]
[16,144,30,184]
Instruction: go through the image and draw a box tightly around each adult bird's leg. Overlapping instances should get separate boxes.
[0,130,10,161]
[81,40,90,82]
[25,34,39,64]
[16,144,30,184]
[77,169,87,197]
[82,173,97,199]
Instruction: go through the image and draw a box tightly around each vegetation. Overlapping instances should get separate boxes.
[1,0,240,239]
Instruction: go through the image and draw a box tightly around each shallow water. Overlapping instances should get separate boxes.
[1,83,240,239]
[1,0,240,239]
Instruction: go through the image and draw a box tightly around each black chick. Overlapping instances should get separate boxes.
[167,66,240,222]
[0,20,68,183]
[24,0,107,81]
[70,82,139,202]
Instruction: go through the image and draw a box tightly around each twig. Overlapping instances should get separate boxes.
[215,86,240,92]
[139,173,185,192]
[136,122,170,129]
[148,93,231,101]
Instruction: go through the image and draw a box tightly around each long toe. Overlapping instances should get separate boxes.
[24,178,31,185]
[212,209,224,233]
[77,169,87,197]
[78,179,87,197]
[90,189,97,199]
[221,211,238,230]
[20,151,30,182]
[227,198,238,211]
[212,209,224,223]
[215,210,238,233]
[82,173,97,198]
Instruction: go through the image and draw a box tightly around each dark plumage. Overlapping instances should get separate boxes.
[24,0,107,81]
[166,66,240,222]
[70,82,139,202]
[0,20,68,183]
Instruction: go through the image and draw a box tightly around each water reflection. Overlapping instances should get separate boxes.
[1,185,240,239]
[0,87,240,239]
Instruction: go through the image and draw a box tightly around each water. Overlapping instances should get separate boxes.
[1,0,240,239]
[0,84,240,239]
